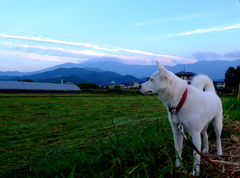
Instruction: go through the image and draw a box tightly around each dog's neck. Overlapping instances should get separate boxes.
[157,78,188,109]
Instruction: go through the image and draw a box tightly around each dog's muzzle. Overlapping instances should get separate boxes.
[144,91,153,94]
[140,90,152,94]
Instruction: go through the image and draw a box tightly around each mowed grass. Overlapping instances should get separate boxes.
[0,93,239,177]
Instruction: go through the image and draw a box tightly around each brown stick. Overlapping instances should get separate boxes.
[210,160,240,166]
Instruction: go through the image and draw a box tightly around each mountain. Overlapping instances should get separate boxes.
[0,65,104,77]
[38,75,91,84]
[169,59,240,80]
[29,58,239,80]
[79,59,240,80]
[0,71,29,76]
[0,58,239,81]
[42,61,159,79]
[1,68,140,85]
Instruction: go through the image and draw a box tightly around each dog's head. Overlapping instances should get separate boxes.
[140,61,169,94]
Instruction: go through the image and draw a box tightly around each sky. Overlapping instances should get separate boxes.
[0,0,240,72]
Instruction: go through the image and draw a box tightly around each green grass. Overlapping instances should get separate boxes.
[0,93,239,177]
[221,94,240,120]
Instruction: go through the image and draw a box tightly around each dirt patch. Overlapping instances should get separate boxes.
[232,121,240,135]
[203,136,240,177]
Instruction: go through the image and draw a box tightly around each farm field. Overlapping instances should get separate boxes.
[0,93,239,177]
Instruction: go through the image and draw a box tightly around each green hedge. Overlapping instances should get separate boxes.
[81,88,141,94]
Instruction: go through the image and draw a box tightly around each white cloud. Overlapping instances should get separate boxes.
[0,34,112,51]
[129,13,205,29]
[0,35,197,66]
[165,23,240,37]
[0,43,139,61]
[0,50,80,63]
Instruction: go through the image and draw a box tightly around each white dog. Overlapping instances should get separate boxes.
[140,61,223,176]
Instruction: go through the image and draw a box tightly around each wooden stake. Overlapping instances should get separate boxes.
[238,82,240,99]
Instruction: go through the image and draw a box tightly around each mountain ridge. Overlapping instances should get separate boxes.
[0,59,239,84]
[0,68,141,85]
[33,58,240,79]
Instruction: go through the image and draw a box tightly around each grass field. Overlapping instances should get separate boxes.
[0,92,239,177]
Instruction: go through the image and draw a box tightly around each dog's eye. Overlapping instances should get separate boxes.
[150,78,153,81]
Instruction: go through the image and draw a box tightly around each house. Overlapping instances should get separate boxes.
[101,84,113,89]
[213,80,225,88]
[102,81,116,89]
[106,84,115,89]
[133,82,140,89]
[213,80,226,93]
[175,71,196,84]
[120,81,134,89]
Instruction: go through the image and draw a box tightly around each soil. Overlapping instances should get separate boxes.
[203,121,240,178]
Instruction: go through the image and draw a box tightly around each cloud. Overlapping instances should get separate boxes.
[0,35,197,66]
[192,50,240,61]
[0,43,145,62]
[0,33,111,51]
[192,51,221,61]
[0,50,80,63]
[0,34,179,58]
[165,23,240,37]
[223,50,240,59]
[129,13,205,29]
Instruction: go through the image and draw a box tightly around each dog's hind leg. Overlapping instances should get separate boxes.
[201,125,209,154]
[212,115,223,155]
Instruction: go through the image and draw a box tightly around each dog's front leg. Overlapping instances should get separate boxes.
[190,133,201,176]
[170,120,183,168]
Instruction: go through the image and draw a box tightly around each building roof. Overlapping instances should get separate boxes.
[0,81,80,91]
[175,71,196,76]
[213,80,225,84]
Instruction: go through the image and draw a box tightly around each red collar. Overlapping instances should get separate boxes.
[169,88,188,113]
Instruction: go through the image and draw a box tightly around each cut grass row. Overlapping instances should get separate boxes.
[0,93,239,177]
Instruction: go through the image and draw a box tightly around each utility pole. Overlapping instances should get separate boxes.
[238,82,240,99]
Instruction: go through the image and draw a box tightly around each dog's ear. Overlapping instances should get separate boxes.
[156,61,168,79]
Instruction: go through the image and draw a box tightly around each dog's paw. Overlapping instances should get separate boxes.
[217,145,223,155]
[190,170,200,177]
[175,159,181,168]
[202,148,208,154]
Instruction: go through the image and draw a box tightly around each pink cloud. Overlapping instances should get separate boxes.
[0,34,197,65]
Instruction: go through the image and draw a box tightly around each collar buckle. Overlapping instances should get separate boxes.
[168,88,188,115]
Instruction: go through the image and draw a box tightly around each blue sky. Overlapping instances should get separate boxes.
[0,0,240,72]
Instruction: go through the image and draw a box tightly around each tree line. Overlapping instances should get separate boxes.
[224,66,240,92]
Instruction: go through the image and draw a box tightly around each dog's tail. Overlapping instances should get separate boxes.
[191,74,216,93]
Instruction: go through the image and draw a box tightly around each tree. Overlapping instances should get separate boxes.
[18,79,34,82]
[77,83,100,89]
[224,66,240,91]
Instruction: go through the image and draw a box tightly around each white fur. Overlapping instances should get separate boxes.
[140,61,223,176]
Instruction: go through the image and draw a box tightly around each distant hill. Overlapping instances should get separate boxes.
[29,58,239,80]
[169,60,240,80]
[30,75,90,84]
[0,71,29,76]
[0,68,140,85]
[0,58,239,82]
[42,61,159,79]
